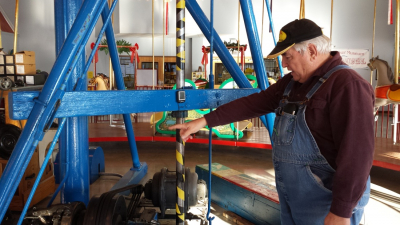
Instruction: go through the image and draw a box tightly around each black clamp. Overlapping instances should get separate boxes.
[171,110,188,118]
[176,90,186,103]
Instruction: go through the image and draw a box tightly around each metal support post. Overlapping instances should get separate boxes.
[186,0,271,136]
[55,0,90,206]
[0,0,103,221]
[101,4,141,169]
[264,0,284,77]
[240,0,275,138]
[186,0,251,89]
[176,1,185,224]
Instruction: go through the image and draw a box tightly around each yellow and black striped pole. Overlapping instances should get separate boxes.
[176,0,186,224]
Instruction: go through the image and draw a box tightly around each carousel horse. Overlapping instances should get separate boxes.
[89,73,110,90]
[368,56,400,113]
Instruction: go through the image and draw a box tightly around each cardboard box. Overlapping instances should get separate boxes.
[4,55,14,64]
[0,55,4,65]
[15,51,35,64]
[24,73,46,85]
[16,64,36,75]
[5,65,15,74]
[0,66,4,74]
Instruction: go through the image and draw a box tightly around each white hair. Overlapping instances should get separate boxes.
[293,35,331,55]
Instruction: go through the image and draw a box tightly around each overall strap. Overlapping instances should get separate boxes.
[283,79,296,97]
[305,65,351,100]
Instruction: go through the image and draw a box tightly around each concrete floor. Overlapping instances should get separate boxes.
[89,141,400,225]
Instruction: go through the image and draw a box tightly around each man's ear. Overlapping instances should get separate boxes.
[308,44,318,61]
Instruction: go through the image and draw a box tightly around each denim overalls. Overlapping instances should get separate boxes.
[272,65,370,225]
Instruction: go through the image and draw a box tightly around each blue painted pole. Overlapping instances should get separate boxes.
[49,0,116,207]
[76,0,119,91]
[239,0,274,139]
[186,0,251,89]
[18,118,67,225]
[207,0,215,224]
[55,0,90,206]
[0,0,102,221]
[186,0,269,133]
[101,5,141,169]
[264,0,284,77]
[240,0,268,90]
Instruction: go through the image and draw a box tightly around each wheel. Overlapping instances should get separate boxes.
[0,124,21,159]
[0,77,14,90]
[0,111,5,125]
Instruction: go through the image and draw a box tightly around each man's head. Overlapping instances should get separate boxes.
[267,19,331,83]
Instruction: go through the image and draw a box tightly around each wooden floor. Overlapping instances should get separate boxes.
[89,122,400,172]
[373,137,400,171]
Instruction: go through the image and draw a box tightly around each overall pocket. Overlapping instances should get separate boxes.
[305,164,335,193]
[272,113,297,145]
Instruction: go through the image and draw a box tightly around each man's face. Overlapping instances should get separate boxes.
[281,47,313,83]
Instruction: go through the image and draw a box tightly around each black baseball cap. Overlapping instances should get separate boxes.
[267,19,323,59]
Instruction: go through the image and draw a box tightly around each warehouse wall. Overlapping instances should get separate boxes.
[0,0,396,86]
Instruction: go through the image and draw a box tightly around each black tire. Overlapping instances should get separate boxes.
[0,124,21,160]
[0,112,5,125]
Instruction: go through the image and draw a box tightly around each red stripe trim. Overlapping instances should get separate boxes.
[88,136,272,149]
[373,160,400,171]
[153,136,175,142]
[221,176,280,204]
[237,142,272,149]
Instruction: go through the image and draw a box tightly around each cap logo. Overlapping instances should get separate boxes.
[279,31,287,42]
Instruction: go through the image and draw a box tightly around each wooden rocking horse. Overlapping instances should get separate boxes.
[368,56,400,114]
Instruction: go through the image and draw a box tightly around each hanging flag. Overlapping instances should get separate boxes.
[166,1,169,35]
[389,0,393,25]
[201,46,209,76]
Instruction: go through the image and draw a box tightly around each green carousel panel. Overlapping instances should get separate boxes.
[154,76,257,138]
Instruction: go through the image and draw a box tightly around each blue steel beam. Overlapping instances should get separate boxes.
[9,89,261,119]
[101,4,141,169]
[264,0,284,77]
[55,0,90,205]
[240,0,269,90]
[186,0,271,137]
[186,0,251,89]
[0,0,103,221]
[240,0,275,140]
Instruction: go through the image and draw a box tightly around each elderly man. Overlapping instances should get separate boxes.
[170,19,374,225]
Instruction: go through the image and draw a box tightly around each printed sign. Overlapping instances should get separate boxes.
[335,49,370,69]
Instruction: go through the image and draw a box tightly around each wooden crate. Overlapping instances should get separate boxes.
[0,149,56,211]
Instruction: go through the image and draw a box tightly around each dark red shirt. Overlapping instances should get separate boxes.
[204,52,375,218]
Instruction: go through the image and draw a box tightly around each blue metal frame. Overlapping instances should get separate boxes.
[0,0,103,221]
[9,88,261,120]
[207,0,215,224]
[196,164,280,225]
[100,5,141,170]
[186,0,274,141]
[0,0,284,222]
[264,0,284,77]
[9,89,261,119]
[55,0,90,206]
[239,0,275,141]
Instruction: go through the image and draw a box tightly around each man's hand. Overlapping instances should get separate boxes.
[324,212,350,225]
[168,117,207,142]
